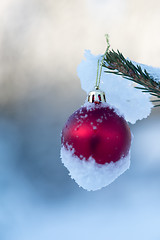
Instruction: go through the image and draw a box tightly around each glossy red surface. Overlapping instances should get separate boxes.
[61,104,131,164]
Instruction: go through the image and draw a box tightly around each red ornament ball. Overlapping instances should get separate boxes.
[61,103,131,165]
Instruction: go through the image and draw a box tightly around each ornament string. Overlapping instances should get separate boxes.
[95,60,100,89]
[95,34,110,89]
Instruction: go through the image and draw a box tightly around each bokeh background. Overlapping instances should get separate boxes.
[0,0,160,239]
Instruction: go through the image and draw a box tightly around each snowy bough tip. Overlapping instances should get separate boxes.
[61,146,130,191]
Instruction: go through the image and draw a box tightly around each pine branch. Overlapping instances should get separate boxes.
[102,49,160,107]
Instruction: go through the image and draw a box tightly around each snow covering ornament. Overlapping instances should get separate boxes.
[61,36,133,191]
[61,90,131,191]
[61,35,156,191]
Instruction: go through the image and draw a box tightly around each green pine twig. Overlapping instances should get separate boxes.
[102,49,160,107]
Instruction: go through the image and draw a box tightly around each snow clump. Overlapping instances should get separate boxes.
[61,145,130,191]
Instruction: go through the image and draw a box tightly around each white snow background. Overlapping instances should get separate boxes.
[0,0,160,239]
[1,115,160,240]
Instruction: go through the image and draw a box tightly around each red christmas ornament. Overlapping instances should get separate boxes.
[61,88,131,165]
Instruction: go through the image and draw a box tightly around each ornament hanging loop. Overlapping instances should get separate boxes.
[95,59,100,89]
[95,34,110,90]
[89,34,110,104]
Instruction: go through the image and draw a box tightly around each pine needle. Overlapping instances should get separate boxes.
[103,49,160,107]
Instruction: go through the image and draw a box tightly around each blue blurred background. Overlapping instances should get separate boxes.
[0,0,160,239]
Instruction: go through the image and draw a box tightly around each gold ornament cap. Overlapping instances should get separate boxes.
[88,87,106,103]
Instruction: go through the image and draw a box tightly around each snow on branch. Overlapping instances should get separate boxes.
[103,50,160,107]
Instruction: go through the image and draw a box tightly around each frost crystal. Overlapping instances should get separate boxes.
[61,146,130,191]
[77,50,153,124]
